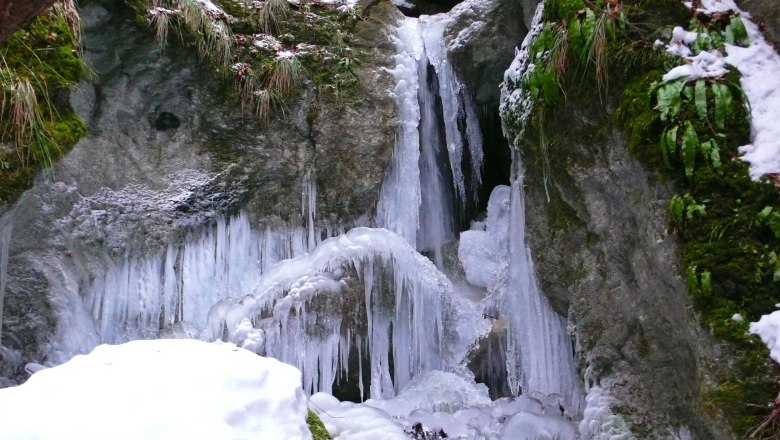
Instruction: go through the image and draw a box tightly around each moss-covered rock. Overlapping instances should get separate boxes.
[502,0,779,437]
[307,410,332,440]
[0,7,88,208]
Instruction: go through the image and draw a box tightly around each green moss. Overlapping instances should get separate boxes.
[636,326,650,359]
[610,22,779,440]
[307,410,332,440]
[0,9,87,207]
[512,1,780,436]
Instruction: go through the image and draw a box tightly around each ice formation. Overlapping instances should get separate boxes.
[17,3,594,438]
[311,376,578,440]
[0,340,312,440]
[50,178,350,362]
[208,227,457,400]
[377,15,484,267]
[376,17,423,246]
[578,385,634,440]
[495,0,582,419]
[459,185,581,415]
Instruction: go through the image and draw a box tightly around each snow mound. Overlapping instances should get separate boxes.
[724,18,780,179]
[750,309,780,364]
[0,339,312,440]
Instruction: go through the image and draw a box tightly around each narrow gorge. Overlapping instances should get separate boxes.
[1,0,779,439]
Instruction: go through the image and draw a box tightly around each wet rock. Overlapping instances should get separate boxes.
[0,0,399,378]
[738,0,780,46]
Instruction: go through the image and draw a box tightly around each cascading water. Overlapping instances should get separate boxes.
[20,3,585,437]
[377,16,483,268]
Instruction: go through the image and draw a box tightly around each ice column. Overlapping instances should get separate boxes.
[376,17,424,246]
[378,16,484,266]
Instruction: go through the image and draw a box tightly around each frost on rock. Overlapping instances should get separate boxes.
[578,385,635,440]
[499,2,545,145]
[749,308,780,364]
[208,227,458,400]
[0,340,312,440]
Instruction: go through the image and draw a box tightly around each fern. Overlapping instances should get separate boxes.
[657,80,685,122]
[682,121,699,178]
[694,79,707,121]
[660,125,678,167]
[712,82,733,130]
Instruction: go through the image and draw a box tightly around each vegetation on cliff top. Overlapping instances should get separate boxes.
[0,0,88,207]
[126,0,364,123]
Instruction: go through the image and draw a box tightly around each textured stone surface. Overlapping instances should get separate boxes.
[738,0,780,46]
[444,0,533,107]
[0,0,399,380]
[515,89,730,439]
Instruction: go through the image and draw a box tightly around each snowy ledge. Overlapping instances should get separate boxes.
[0,340,312,440]
[669,0,780,180]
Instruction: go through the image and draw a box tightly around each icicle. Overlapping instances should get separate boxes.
[376,17,424,246]
[415,47,456,268]
[218,227,454,399]
[420,16,484,205]
[379,16,484,267]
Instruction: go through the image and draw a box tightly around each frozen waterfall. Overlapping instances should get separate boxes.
[24,4,587,438]
[377,16,484,267]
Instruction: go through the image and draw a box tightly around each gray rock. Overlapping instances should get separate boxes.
[738,0,780,46]
[0,0,400,380]
[444,0,536,107]
[517,102,729,439]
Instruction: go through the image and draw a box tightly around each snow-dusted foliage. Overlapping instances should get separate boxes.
[661,1,780,179]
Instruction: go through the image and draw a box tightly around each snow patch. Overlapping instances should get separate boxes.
[0,340,311,440]
[724,18,780,178]
[750,309,780,364]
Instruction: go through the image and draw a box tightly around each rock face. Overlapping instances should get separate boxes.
[518,112,726,438]
[0,0,400,380]
[444,0,535,107]
[738,0,780,46]
[452,0,731,437]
